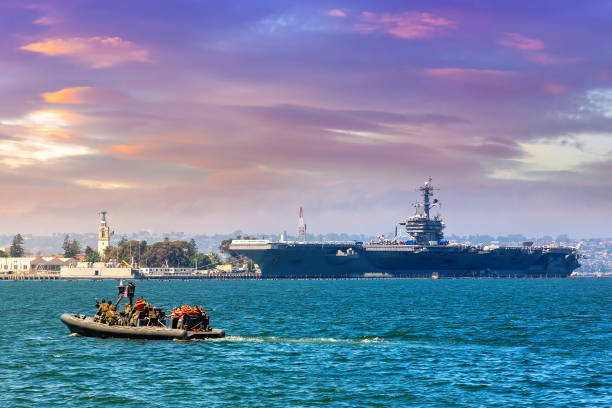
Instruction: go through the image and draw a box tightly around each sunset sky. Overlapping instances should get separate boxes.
[1,0,611,237]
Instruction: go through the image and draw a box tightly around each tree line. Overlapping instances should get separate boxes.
[101,237,222,268]
[1,234,225,269]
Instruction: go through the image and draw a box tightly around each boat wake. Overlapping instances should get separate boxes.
[210,336,387,344]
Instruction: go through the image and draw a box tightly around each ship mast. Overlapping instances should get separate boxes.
[413,177,439,219]
[298,206,307,242]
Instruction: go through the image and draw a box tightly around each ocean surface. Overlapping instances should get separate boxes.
[0,279,610,407]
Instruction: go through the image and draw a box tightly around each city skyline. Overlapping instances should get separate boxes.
[1,0,611,236]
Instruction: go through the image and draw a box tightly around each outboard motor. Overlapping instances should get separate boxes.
[118,281,136,307]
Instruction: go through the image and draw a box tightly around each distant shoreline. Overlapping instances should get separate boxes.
[1,275,609,281]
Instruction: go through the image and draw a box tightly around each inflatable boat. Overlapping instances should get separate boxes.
[60,313,225,340]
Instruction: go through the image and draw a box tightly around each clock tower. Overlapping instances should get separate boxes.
[98,211,110,255]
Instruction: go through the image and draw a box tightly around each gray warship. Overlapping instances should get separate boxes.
[230,179,580,278]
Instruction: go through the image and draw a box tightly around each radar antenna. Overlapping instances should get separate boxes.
[412,177,440,219]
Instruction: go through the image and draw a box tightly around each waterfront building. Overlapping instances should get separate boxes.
[60,261,136,279]
[0,257,77,275]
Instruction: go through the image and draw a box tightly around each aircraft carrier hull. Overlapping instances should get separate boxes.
[230,242,580,278]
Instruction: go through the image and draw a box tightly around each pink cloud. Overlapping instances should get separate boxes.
[20,36,151,68]
[543,83,568,95]
[425,68,570,97]
[18,3,62,25]
[325,9,347,18]
[423,67,522,95]
[33,15,61,25]
[497,33,583,65]
[498,33,545,51]
[425,67,515,79]
[529,53,584,65]
[356,11,455,39]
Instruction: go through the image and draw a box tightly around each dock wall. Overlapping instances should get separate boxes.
[59,266,137,279]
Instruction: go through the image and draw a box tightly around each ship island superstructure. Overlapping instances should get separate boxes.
[230,179,581,278]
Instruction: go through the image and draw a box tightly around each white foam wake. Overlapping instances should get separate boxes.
[210,336,387,344]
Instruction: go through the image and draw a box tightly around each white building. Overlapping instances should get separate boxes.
[60,262,137,279]
[0,257,77,274]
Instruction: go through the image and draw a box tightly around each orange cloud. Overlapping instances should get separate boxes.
[74,179,131,190]
[356,11,455,39]
[42,86,123,104]
[42,87,93,104]
[107,144,146,154]
[20,36,150,68]
[325,9,347,17]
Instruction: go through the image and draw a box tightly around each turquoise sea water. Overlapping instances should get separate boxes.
[0,279,610,407]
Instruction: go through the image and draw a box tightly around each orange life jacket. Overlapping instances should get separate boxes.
[135,299,145,311]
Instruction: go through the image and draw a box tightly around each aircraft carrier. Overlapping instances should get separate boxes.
[230,179,581,278]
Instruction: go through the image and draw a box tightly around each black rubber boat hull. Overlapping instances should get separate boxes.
[60,313,225,340]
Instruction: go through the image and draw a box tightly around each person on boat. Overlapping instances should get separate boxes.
[94,299,105,321]
[130,297,146,326]
[119,302,131,326]
[180,305,193,329]
[135,297,146,311]
[189,305,202,331]
[106,304,118,326]
[96,300,110,323]
[168,307,180,329]
[97,299,108,314]
[137,297,147,311]
[175,307,185,329]
[94,298,102,313]
[199,306,210,331]
[147,307,158,326]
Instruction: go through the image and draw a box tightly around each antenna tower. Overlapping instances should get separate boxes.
[413,177,440,219]
[298,206,307,242]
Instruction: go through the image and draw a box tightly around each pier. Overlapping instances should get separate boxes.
[0,272,60,281]
[140,271,262,280]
